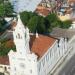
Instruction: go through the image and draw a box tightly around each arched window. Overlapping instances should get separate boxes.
[18,33,20,39]
[16,33,22,39]
[4,66,7,71]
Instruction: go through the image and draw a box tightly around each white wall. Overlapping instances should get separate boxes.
[37,38,68,75]
[8,50,38,75]
[0,64,10,74]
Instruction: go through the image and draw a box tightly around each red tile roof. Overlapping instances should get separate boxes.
[5,40,14,48]
[30,35,56,58]
[0,34,56,65]
[0,56,9,65]
[68,0,75,3]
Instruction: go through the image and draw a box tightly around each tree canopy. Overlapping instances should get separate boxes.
[0,4,5,17]
[0,0,13,17]
[20,12,72,34]
[0,0,13,32]
[0,39,16,56]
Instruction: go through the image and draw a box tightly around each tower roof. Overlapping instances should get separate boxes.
[15,15,25,30]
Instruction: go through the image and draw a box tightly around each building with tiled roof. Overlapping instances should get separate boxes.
[35,6,52,17]
[68,0,75,4]
[0,15,72,75]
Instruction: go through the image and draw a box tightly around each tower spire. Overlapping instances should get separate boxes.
[13,14,30,54]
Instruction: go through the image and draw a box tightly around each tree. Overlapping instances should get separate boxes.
[0,39,16,56]
[46,13,59,23]
[0,0,13,17]
[46,13,61,29]
[27,16,38,32]
[4,2,13,16]
[20,11,47,34]
[45,13,72,30]
[0,4,5,17]
[20,11,72,34]
[0,1,13,32]
[60,20,72,29]
[37,16,46,34]
[0,0,4,4]
[20,11,37,25]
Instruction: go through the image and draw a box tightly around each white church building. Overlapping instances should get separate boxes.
[8,15,58,75]
[0,15,75,75]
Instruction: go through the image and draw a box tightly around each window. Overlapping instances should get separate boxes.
[49,51,51,59]
[14,67,16,71]
[38,62,41,72]
[50,50,53,59]
[57,39,60,47]
[42,58,45,67]
[46,53,49,62]
[16,33,22,39]
[20,63,25,69]
[4,67,7,71]
[18,33,21,39]
[30,69,32,73]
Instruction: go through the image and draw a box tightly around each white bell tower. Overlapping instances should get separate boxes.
[13,15,30,54]
[8,14,38,75]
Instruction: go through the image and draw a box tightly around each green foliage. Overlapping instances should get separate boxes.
[20,11,72,34]
[20,11,47,34]
[46,13,59,23]
[37,16,46,34]
[46,13,72,29]
[27,16,38,32]
[0,0,4,4]
[0,39,16,56]
[45,13,60,32]
[20,11,37,25]
[0,1,13,17]
[60,20,72,29]
[0,4,5,17]
[0,1,13,32]
[4,2,13,16]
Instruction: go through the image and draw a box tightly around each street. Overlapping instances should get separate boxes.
[58,54,75,75]
[52,40,75,75]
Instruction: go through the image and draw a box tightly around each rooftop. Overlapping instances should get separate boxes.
[0,34,56,65]
[30,34,56,58]
[0,56,9,65]
[50,27,75,40]
[35,6,52,16]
